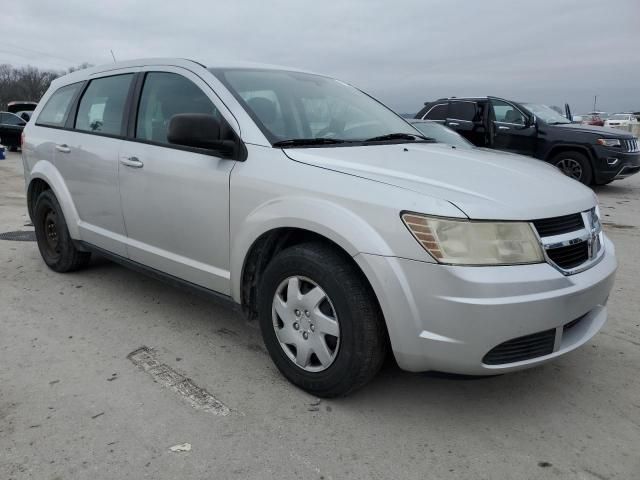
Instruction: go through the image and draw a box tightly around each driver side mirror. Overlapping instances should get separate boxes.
[168,113,235,156]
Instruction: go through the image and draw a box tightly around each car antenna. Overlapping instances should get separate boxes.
[110,49,117,63]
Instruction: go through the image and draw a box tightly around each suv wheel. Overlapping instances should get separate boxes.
[551,151,593,185]
[258,242,386,397]
[34,190,91,272]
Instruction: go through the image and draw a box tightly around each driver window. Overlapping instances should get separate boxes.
[491,99,525,125]
[136,72,219,144]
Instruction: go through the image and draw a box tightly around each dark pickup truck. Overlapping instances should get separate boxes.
[416,96,640,185]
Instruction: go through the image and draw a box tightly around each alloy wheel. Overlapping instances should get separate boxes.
[556,158,583,181]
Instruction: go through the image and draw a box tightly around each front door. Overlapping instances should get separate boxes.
[489,98,537,155]
[118,70,236,294]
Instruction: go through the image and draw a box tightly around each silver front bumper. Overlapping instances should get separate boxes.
[355,236,617,374]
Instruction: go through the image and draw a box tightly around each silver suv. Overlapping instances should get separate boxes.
[22,59,617,396]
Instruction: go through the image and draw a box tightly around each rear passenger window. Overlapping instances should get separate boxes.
[75,74,133,135]
[37,83,83,127]
[136,72,218,145]
[423,104,447,121]
[448,101,477,122]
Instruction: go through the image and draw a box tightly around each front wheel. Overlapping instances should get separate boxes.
[257,242,387,397]
[551,151,593,185]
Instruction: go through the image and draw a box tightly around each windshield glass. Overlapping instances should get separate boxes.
[609,114,630,120]
[211,68,419,144]
[521,103,571,124]
[410,121,473,149]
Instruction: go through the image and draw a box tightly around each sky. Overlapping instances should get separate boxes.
[2,0,639,114]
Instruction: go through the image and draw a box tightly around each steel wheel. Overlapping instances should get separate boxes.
[42,209,61,260]
[556,158,583,181]
[272,276,340,372]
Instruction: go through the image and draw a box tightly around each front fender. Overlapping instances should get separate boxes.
[229,196,395,302]
[28,160,80,238]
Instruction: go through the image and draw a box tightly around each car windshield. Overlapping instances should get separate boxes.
[410,121,473,149]
[609,114,630,120]
[521,103,571,124]
[211,68,420,144]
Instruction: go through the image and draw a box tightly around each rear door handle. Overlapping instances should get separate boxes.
[448,122,460,127]
[120,156,144,168]
[55,144,71,153]
[498,126,510,130]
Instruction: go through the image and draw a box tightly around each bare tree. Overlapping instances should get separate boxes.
[0,63,92,110]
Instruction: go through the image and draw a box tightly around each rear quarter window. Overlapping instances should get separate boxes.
[37,82,83,127]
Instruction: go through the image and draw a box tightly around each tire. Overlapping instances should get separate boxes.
[34,190,91,272]
[257,242,387,397]
[551,151,593,185]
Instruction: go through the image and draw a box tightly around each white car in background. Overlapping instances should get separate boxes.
[605,113,639,129]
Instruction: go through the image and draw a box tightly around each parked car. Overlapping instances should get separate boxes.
[604,113,639,129]
[416,97,640,185]
[7,101,37,122]
[0,111,28,151]
[580,114,604,127]
[409,120,474,148]
[23,59,617,396]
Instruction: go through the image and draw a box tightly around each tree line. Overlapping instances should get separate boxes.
[0,63,91,110]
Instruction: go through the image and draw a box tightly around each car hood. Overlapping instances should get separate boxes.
[284,143,596,220]
[551,122,634,137]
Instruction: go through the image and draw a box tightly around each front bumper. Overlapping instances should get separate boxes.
[593,145,640,182]
[355,237,617,374]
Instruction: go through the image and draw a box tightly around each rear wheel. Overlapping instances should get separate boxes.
[34,190,91,272]
[257,242,387,397]
[551,151,593,185]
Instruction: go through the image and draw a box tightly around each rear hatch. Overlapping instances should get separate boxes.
[7,101,37,114]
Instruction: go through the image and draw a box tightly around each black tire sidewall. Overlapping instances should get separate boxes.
[257,245,380,396]
[34,191,78,272]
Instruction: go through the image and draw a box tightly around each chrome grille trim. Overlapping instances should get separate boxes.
[623,138,639,153]
[530,208,604,275]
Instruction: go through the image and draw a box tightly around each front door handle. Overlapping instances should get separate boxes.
[497,126,510,130]
[120,156,144,168]
[448,122,460,127]
[55,144,71,153]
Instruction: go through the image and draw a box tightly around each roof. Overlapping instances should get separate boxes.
[53,57,316,87]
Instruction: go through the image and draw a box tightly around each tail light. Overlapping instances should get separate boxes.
[21,131,25,148]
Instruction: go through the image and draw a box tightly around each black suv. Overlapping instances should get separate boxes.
[416,97,640,185]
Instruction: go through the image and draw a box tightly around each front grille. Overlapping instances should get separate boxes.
[546,241,589,269]
[483,329,556,365]
[622,138,639,153]
[532,213,584,237]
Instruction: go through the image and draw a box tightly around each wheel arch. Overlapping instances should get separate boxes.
[232,199,394,322]
[27,160,81,238]
[545,144,595,167]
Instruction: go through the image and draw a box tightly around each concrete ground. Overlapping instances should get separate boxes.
[1,151,638,480]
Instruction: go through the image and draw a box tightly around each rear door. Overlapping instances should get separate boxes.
[53,71,136,255]
[118,68,237,294]
[489,98,537,155]
[445,100,486,146]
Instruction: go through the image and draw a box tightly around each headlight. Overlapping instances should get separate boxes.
[401,213,544,265]
[596,138,621,147]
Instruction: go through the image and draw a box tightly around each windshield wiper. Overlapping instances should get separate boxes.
[272,138,347,148]
[364,132,434,143]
